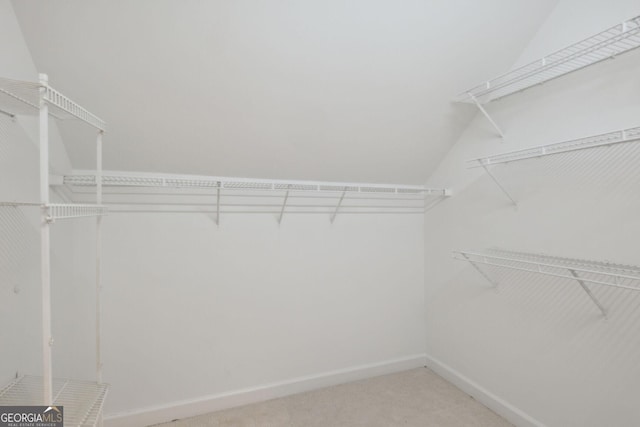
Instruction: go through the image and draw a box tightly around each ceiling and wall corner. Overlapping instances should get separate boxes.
[11,0,558,184]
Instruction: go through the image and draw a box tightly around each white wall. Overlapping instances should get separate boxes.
[70,211,426,424]
[424,1,640,426]
[0,0,92,392]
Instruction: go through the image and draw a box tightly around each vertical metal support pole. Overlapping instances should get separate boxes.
[568,269,607,318]
[461,253,498,288]
[330,187,347,224]
[278,185,290,225]
[39,74,53,405]
[469,93,504,138]
[216,186,221,226]
[96,131,103,384]
[480,162,517,207]
[96,131,104,427]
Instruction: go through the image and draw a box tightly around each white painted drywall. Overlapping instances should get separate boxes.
[0,0,94,392]
[2,1,422,421]
[70,211,425,421]
[424,1,640,426]
[11,0,557,184]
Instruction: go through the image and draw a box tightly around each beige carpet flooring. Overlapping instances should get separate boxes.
[152,367,512,427]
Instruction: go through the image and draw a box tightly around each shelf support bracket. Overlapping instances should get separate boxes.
[568,269,607,318]
[461,253,499,288]
[278,185,291,225]
[479,161,517,207]
[469,92,504,138]
[330,187,347,224]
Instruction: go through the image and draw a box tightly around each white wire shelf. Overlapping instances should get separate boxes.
[0,375,109,427]
[456,15,640,104]
[46,204,108,221]
[63,172,449,196]
[0,76,106,131]
[454,249,640,291]
[454,249,640,317]
[467,125,640,168]
[0,202,108,220]
[61,172,450,222]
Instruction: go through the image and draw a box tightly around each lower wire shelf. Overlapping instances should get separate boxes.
[454,249,640,317]
[0,375,109,427]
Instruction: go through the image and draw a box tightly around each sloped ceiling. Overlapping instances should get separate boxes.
[12,0,557,183]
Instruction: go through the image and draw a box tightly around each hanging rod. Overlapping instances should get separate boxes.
[468,125,640,168]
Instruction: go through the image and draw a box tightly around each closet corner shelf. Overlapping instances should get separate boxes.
[454,249,640,316]
[0,75,106,131]
[455,15,640,105]
[0,375,109,427]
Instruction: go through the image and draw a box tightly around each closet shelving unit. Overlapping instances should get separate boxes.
[0,75,108,426]
[467,125,640,205]
[455,15,640,137]
[60,171,451,223]
[453,249,640,317]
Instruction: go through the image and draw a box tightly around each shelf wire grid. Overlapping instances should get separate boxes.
[454,249,640,292]
[46,204,108,220]
[0,203,108,220]
[0,77,106,131]
[456,15,640,103]
[0,375,109,427]
[62,173,450,215]
[467,125,640,168]
[63,173,447,196]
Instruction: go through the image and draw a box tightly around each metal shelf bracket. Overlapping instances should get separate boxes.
[568,269,607,318]
[330,187,348,223]
[469,92,504,138]
[478,161,517,207]
[278,185,291,225]
[460,253,499,288]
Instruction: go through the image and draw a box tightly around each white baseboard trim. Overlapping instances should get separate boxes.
[424,354,546,427]
[105,353,427,427]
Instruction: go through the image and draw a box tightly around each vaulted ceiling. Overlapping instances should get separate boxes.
[12,0,557,183]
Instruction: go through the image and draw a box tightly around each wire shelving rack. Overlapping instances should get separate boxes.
[453,249,640,317]
[61,171,451,224]
[454,15,640,136]
[0,74,108,425]
[467,125,640,205]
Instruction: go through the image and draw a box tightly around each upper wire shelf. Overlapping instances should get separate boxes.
[455,15,640,104]
[0,76,106,131]
[63,172,450,196]
[467,125,640,168]
[0,375,109,427]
